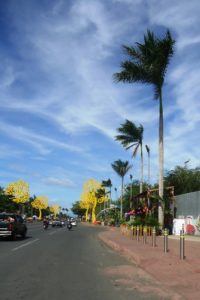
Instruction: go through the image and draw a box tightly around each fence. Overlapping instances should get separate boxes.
[175,191,200,218]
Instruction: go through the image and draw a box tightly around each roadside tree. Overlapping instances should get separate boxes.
[111,160,132,218]
[31,196,48,220]
[116,120,144,193]
[5,180,30,214]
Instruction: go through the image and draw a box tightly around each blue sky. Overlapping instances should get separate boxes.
[0,0,199,210]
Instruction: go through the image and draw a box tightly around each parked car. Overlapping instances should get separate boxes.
[0,213,27,240]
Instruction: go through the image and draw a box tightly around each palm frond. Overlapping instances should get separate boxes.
[132,143,139,157]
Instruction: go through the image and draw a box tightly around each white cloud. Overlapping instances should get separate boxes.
[43,176,75,188]
[0,120,84,155]
[0,0,199,205]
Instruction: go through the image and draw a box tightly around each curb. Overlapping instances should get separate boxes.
[99,231,142,266]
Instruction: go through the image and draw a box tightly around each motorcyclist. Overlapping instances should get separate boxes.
[67,218,72,230]
[43,217,49,228]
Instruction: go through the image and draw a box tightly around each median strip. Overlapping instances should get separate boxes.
[12,238,39,251]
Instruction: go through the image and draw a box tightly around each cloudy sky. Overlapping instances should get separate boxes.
[0,0,199,209]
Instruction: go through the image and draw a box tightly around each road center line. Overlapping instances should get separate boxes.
[12,238,39,251]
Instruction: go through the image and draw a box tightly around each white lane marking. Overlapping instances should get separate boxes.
[12,238,39,251]
[48,227,66,235]
[48,231,57,235]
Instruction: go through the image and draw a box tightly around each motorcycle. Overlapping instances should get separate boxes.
[67,223,72,230]
[43,222,49,230]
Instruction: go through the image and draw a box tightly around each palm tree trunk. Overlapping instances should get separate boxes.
[130,182,132,209]
[158,90,164,227]
[140,143,143,193]
[148,151,150,186]
[110,187,112,208]
[120,177,124,219]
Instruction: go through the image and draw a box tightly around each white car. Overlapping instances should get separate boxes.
[71,219,77,226]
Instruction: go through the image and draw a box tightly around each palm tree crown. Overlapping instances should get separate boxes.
[113,30,175,99]
[111,160,132,178]
[102,179,112,189]
[115,120,143,157]
[115,120,144,192]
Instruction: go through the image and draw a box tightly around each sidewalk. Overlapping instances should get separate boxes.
[98,226,200,300]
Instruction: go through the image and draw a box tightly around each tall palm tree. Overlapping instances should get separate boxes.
[114,30,175,227]
[115,120,144,193]
[102,179,112,208]
[111,159,132,218]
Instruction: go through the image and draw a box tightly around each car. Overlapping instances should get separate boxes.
[0,213,27,240]
[61,220,65,226]
[52,219,62,227]
[71,219,77,226]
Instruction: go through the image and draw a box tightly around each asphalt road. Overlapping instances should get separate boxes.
[0,223,160,300]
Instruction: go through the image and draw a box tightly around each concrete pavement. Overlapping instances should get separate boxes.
[98,225,200,300]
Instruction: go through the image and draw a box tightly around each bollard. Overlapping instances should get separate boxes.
[152,226,156,247]
[163,228,169,253]
[141,225,143,236]
[147,226,151,236]
[143,226,147,244]
[133,226,136,239]
[130,226,133,239]
[136,226,140,242]
[180,230,186,260]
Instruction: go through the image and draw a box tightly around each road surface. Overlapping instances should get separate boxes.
[0,223,161,300]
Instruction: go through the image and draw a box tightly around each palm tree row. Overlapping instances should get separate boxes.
[113,29,175,227]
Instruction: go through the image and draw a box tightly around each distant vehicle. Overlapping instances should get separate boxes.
[26,217,33,223]
[0,213,27,240]
[61,220,65,226]
[70,219,77,226]
[52,219,62,227]
[67,223,72,230]
[43,223,48,230]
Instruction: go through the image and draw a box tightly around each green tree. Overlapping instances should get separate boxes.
[165,166,200,195]
[114,30,175,227]
[0,187,19,212]
[115,120,144,193]
[71,201,86,217]
[111,159,132,218]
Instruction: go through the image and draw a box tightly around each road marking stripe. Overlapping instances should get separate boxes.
[48,231,57,235]
[12,238,39,251]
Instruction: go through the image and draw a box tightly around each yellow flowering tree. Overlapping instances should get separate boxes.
[5,180,30,213]
[49,204,60,218]
[31,196,48,220]
[80,179,107,222]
